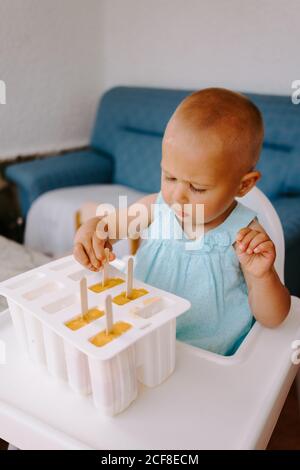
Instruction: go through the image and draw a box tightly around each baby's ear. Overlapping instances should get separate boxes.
[237,170,261,197]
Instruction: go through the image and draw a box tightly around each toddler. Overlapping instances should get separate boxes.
[74,88,290,356]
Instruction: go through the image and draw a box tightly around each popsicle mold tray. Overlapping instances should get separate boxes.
[0,255,190,416]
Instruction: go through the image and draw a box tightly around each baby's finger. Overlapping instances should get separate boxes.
[92,233,105,265]
[73,242,89,266]
[73,243,97,271]
[253,240,275,255]
[96,218,109,241]
[82,238,101,270]
[238,230,258,251]
[104,240,116,261]
[236,227,252,241]
[246,233,269,254]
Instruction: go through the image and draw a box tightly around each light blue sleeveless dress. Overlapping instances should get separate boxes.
[133,191,257,356]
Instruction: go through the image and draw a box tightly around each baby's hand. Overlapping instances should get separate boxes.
[73,217,115,272]
[235,227,276,278]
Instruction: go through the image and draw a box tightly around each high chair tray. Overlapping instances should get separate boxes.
[0,296,300,449]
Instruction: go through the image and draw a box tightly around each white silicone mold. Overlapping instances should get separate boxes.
[0,255,190,416]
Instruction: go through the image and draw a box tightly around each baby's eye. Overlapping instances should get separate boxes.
[190,184,206,193]
[165,176,177,182]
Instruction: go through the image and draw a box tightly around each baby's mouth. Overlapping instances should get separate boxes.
[176,210,186,218]
[170,202,193,219]
[174,208,190,219]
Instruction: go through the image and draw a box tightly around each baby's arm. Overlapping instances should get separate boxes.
[234,220,291,327]
[73,193,157,271]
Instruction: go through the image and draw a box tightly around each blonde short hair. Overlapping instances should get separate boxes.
[174,87,264,172]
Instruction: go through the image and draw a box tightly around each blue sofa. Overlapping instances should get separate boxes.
[5,86,300,295]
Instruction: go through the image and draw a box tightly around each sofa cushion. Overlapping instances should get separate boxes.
[272,196,300,247]
[272,196,300,296]
[248,93,300,150]
[282,147,300,195]
[256,145,292,198]
[256,145,300,199]
[91,87,190,157]
[114,130,162,193]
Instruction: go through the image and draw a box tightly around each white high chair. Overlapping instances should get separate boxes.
[0,187,300,450]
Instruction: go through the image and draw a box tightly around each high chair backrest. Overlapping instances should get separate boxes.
[236,186,285,283]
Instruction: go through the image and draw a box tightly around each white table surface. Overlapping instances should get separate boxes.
[1,297,300,450]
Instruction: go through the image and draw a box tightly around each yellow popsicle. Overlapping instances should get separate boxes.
[65,308,104,331]
[90,321,132,347]
[113,288,148,306]
[89,278,124,293]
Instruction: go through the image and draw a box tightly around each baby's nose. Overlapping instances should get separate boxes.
[173,183,188,205]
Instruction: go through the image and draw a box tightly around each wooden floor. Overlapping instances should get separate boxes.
[267,380,300,450]
[0,381,299,450]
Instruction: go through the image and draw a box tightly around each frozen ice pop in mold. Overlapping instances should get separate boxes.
[112,257,148,305]
[65,308,104,331]
[89,248,124,293]
[0,254,191,416]
[90,321,132,347]
[89,295,132,347]
[89,278,124,293]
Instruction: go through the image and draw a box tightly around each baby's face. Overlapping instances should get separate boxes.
[161,121,244,228]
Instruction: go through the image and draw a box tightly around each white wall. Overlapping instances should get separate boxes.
[101,0,298,96]
[0,0,103,160]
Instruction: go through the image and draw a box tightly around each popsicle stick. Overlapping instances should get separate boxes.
[105,295,113,335]
[126,257,134,298]
[80,277,88,316]
[102,247,110,287]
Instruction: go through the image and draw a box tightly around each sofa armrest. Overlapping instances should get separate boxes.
[5,149,113,216]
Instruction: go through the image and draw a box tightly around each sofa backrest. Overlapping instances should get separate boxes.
[248,93,300,199]
[91,86,300,198]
